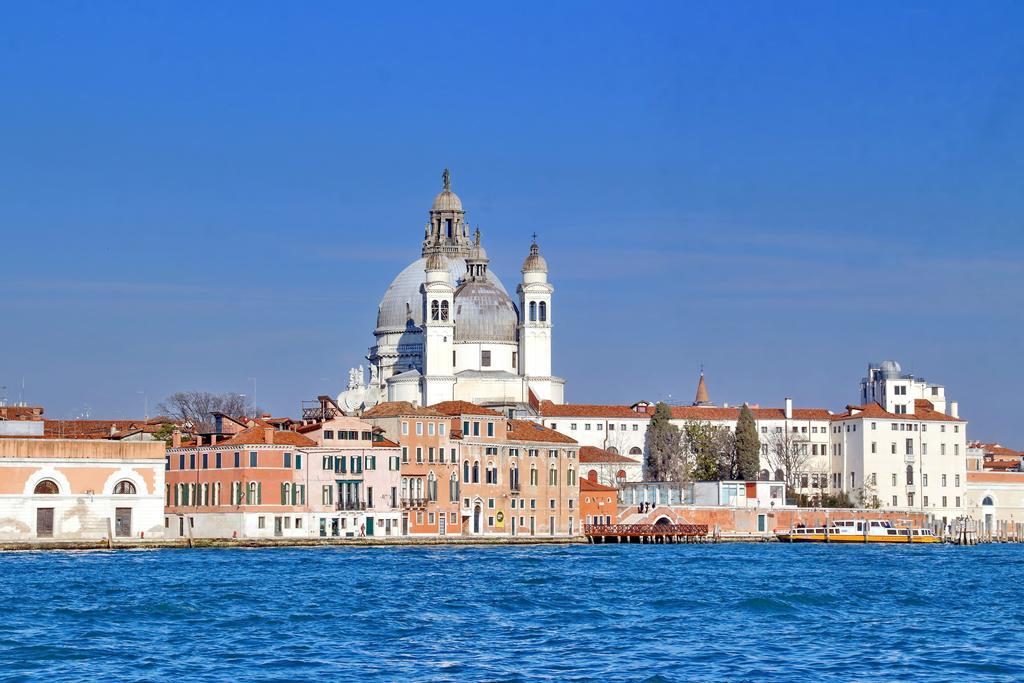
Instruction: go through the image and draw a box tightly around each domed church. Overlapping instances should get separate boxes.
[338,170,565,412]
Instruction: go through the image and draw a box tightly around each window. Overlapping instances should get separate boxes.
[402,447,408,463]
[472,462,480,483]
[402,421,409,435]
[284,452,292,468]
[481,350,491,367]
[34,480,59,495]
[942,496,948,507]
[431,299,440,321]
[440,300,449,320]
[249,452,258,468]
[941,474,947,487]
[487,422,494,437]
[923,496,929,507]
[473,422,480,436]
[892,473,897,486]
[450,472,459,501]
[428,447,435,463]
[189,454,196,469]
[923,474,928,487]
[955,475,960,487]
[416,422,423,436]
[570,423,577,430]
[416,447,423,463]
[234,452,240,468]
[428,422,435,436]
[295,454,302,470]
[539,301,547,321]
[529,301,537,321]
[906,466,914,486]
[113,480,136,495]
[512,351,518,369]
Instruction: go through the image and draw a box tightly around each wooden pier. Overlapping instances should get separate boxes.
[584,523,710,544]
[932,517,1024,546]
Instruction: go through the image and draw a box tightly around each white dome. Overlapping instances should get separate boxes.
[375,255,508,334]
[432,189,463,212]
[880,360,902,379]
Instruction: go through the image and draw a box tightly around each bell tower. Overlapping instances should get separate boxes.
[420,251,456,405]
[517,236,558,400]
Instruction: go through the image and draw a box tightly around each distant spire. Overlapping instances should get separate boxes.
[693,368,711,407]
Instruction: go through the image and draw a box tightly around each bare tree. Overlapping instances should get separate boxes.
[764,428,813,491]
[157,392,256,433]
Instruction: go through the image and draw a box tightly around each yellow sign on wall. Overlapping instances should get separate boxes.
[496,510,505,528]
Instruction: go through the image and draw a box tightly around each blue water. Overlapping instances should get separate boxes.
[0,544,1022,681]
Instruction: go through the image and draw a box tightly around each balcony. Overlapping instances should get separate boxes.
[336,501,367,511]
[510,483,521,495]
[905,484,917,494]
[401,497,427,509]
[904,453,916,464]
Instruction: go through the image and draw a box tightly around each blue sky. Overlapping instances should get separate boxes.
[1,2,1022,444]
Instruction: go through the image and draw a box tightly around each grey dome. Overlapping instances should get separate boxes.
[432,189,463,212]
[522,242,548,272]
[453,280,519,343]
[880,360,902,379]
[376,255,508,334]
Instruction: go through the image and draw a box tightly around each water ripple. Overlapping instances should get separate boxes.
[1,544,1023,680]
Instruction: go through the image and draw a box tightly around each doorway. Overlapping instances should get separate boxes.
[274,516,283,537]
[473,504,482,534]
[401,513,409,536]
[115,508,132,537]
[36,508,54,538]
[511,515,517,536]
[439,514,447,536]
[365,516,375,537]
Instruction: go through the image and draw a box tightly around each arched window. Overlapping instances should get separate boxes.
[774,469,784,481]
[531,465,538,486]
[463,461,470,483]
[472,462,480,483]
[282,483,292,505]
[539,301,547,322]
[529,301,537,321]
[402,477,409,501]
[906,465,914,486]
[759,469,769,481]
[450,472,459,501]
[509,464,519,490]
[567,467,576,486]
[629,447,642,456]
[113,480,136,495]
[588,469,598,482]
[549,464,558,486]
[983,496,994,506]
[214,482,221,506]
[606,446,619,454]
[415,478,423,500]
[440,300,449,321]
[247,482,258,505]
[616,469,627,482]
[201,482,209,506]
[33,479,59,495]
[431,300,440,321]
[428,472,437,502]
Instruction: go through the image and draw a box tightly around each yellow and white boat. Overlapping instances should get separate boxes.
[777,519,941,544]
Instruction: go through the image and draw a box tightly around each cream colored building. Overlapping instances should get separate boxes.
[965,471,1024,531]
[0,437,166,541]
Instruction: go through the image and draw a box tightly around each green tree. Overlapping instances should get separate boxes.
[734,404,761,481]
[645,402,687,482]
[683,420,730,481]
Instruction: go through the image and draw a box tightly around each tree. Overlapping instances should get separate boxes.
[157,392,256,433]
[683,420,735,481]
[765,428,813,491]
[645,402,688,483]
[734,404,760,481]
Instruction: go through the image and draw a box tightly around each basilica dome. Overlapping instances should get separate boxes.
[453,279,519,343]
[432,188,463,212]
[375,255,509,334]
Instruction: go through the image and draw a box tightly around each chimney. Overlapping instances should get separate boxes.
[264,427,275,444]
[784,397,793,420]
[950,401,959,419]
[171,427,181,448]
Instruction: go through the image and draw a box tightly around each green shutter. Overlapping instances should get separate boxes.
[281,483,287,505]
[257,482,262,504]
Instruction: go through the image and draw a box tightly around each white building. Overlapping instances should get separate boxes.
[0,437,166,542]
[537,401,650,458]
[860,360,956,417]
[830,399,966,523]
[579,446,644,487]
[339,169,565,413]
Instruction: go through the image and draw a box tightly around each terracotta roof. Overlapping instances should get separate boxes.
[538,400,647,419]
[363,402,444,418]
[0,405,44,421]
[832,400,962,423]
[213,421,316,448]
[429,400,502,417]
[669,406,832,421]
[581,478,619,493]
[579,446,641,464]
[984,460,1020,471]
[373,437,400,448]
[506,420,577,444]
[967,471,1024,484]
[43,419,149,439]
[972,442,1022,459]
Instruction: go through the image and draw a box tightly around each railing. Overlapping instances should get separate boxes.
[336,501,367,511]
[401,497,427,509]
[584,523,709,537]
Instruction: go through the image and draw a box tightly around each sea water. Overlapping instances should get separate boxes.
[0,543,1022,681]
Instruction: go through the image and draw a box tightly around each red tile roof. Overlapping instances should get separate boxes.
[362,402,444,418]
[579,446,641,464]
[972,442,1021,459]
[538,400,648,419]
[832,400,963,423]
[214,421,316,448]
[967,471,1024,484]
[506,420,577,444]
[581,478,619,493]
[0,405,44,421]
[43,419,148,439]
[429,401,502,417]
[373,437,400,448]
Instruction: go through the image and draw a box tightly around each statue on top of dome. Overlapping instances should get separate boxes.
[442,168,451,191]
